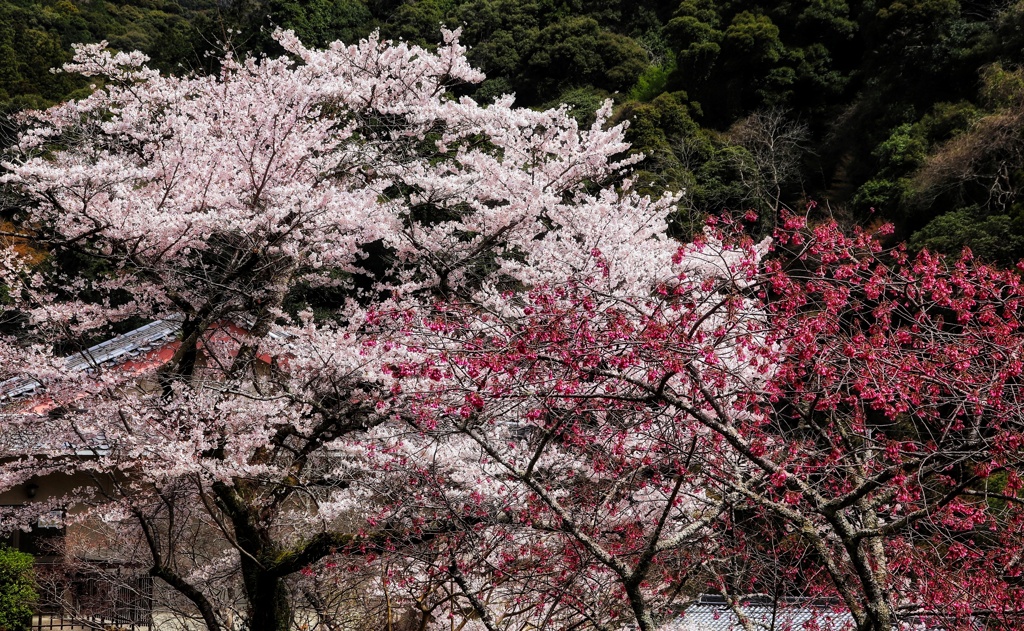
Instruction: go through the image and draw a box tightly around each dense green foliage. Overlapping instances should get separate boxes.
[6,0,1024,259]
[0,547,34,631]
[0,0,201,112]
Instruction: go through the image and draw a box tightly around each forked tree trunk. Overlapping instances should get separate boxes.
[241,556,293,631]
[213,481,294,631]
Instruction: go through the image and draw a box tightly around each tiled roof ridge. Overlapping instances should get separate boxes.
[0,315,184,402]
[696,593,843,606]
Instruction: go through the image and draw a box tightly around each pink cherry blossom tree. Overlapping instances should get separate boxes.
[373,227,774,631]
[397,214,1024,631]
[752,217,1024,630]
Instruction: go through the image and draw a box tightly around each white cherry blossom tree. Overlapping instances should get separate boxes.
[0,28,716,631]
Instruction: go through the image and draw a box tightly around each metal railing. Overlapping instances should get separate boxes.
[33,568,153,631]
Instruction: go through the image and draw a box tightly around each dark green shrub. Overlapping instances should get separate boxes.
[0,546,36,631]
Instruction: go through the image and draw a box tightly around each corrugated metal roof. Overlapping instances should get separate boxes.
[661,598,855,631]
[661,597,960,631]
[0,315,183,402]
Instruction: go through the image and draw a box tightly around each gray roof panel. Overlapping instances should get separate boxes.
[661,602,855,631]
[0,315,183,401]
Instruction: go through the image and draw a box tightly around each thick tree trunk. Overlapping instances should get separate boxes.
[241,556,293,631]
[212,481,294,631]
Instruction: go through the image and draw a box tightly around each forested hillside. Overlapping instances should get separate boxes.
[4,0,1024,259]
